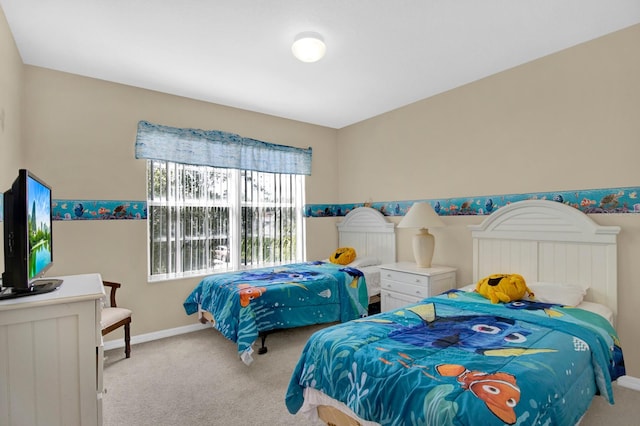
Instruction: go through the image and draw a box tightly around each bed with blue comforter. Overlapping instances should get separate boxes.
[183,261,369,364]
[285,289,625,425]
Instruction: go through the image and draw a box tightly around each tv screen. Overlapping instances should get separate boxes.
[27,172,53,280]
[1,169,62,299]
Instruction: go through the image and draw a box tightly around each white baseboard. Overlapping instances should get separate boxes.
[103,322,211,351]
[617,375,640,392]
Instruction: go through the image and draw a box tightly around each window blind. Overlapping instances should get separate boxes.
[135,120,312,175]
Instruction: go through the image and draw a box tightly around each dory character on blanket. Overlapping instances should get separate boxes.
[388,312,533,351]
[436,363,520,425]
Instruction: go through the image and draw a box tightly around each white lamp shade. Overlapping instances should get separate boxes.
[292,32,326,63]
[397,202,444,230]
[398,202,445,268]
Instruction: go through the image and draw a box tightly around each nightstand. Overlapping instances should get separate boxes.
[379,262,457,312]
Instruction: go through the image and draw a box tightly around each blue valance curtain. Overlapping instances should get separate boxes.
[135,120,312,175]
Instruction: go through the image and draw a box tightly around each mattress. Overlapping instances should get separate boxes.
[359,265,381,298]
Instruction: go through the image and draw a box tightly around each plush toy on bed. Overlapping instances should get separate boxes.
[329,247,357,265]
[475,273,535,304]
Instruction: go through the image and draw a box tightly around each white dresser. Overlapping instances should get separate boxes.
[0,273,105,426]
[379,262,456,312]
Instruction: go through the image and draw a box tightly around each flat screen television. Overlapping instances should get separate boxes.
[1,169,62,300]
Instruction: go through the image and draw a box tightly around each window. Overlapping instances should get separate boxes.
[135,120,311,281]
[146,160,305,280]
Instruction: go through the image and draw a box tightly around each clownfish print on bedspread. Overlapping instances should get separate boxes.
[237,284,267,307]
[436,363,520,425]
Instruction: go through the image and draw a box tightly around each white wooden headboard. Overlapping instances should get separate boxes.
[337,207,396,265]
[469,200,620,318]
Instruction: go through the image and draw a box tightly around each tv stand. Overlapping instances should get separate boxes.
[0,278,63,300]
[0,273,104,425]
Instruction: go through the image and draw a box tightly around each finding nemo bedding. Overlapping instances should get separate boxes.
[183,261,369,364]
[286,289,625,426]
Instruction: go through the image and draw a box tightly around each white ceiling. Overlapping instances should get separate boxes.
[2,0,639,129]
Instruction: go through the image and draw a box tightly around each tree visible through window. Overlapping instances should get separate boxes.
[146,160,305,280]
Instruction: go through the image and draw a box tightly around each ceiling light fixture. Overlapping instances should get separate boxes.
[291,32,326,63]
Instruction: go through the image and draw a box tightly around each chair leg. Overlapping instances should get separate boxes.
[124,323,131,358]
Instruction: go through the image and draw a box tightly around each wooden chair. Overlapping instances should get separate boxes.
[101,281,132,358]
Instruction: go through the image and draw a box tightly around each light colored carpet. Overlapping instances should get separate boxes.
[103,325,639,426]
[103,324,326,426]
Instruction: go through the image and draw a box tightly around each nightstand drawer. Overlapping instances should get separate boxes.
[381,290,421,311]
[429,272,456,295]
[378,263,457,312]
[381,279,429,299]
[380,269,428,285]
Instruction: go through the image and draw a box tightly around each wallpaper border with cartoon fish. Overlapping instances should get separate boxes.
[52,200,147,221]
[0,186,638,222]
[305,186,640,217]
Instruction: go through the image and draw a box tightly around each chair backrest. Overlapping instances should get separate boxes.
[100,280,132,358]
[102,281,122,308]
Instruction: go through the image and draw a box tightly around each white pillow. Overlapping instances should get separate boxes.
[458,283,476,292]
[348,256,381,268]
[529,282,587,306]
[577,301,614,325]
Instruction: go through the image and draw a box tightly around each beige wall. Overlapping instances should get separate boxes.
[1,5,639,377]
[0,13,23,177]
[336,24,640,377]
[1,5,340,340]
[0,6,24,266]
[0,7,23,183]
[18,66,339,334]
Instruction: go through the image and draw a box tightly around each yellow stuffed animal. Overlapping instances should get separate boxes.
[475,273,534,304]
[329,247,356,265]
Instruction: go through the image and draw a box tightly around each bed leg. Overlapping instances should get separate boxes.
[258,332,268,354]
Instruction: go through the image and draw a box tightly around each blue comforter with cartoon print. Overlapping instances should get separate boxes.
[285,290,625,425]
[184,261,369,364]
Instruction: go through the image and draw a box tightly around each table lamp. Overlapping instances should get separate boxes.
[398,202,445,268]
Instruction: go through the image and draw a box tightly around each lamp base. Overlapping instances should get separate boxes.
[412,228,435,268]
